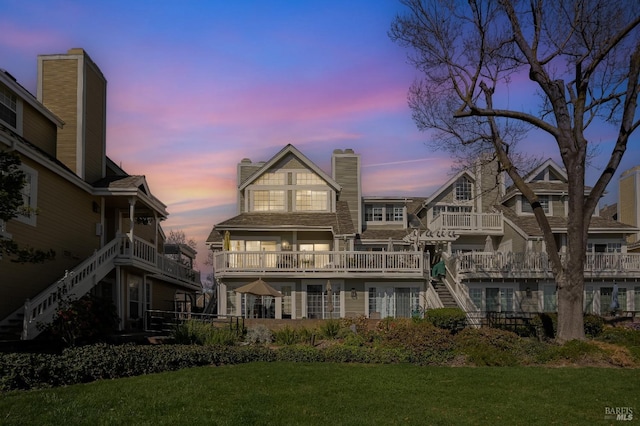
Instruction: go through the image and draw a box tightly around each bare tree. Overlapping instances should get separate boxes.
[166,229,198,270]
[391,0,640,341]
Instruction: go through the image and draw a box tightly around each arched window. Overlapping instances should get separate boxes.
[455,177,472,201]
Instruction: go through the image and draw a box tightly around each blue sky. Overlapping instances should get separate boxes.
[1,0,638,268]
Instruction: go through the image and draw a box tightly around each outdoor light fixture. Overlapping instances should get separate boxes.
[351,288,357,299]
[526,287,532,298]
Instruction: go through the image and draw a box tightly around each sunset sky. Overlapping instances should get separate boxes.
[2,0,638,271]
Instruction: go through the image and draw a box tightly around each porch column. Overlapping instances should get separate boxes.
[275,296,282,319]
[116,266,124,330]
[128,197,136,242]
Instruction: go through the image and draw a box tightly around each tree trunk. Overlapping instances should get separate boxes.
[555,156,587,341]
[555,271,585,342]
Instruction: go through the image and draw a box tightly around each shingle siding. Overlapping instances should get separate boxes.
[21,102,58,157]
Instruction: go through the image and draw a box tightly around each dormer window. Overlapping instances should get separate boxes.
[0,84,17,128]
[521,195,550,214]
[455,177,472,201]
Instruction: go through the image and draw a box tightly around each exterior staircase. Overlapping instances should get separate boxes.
[0,236,123,341]
[431,279,459,308]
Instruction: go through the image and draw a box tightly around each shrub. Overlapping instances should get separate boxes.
[583,314,604,337]
[273,326,297,345]
[424,308,467,334]
[340,315,370,335]
[173,321,240,346]
[275,345,324,362]
[339,330,369,347]
[596,327,640,362]
[319,319,341,339]
[324,345,373,363]
[0,344,277,391]
[376,318,455,365]
[40,295,119,346]
[245,325,273,345]
[455,328,524,366]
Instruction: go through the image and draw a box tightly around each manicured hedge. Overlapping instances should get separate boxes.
[0,344,275,391]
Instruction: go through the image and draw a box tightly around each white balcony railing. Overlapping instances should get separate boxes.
[430,212,503,233]
[123,236,201,284]
[214,250,428,275]
[456,251,640,276]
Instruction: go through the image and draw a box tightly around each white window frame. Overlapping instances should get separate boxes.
[251,189,285,212]
[254,172,285,185]
[520,195,550,215]
[303,281,343,319]
[15,163,38,226]
[0,219,10,239]
[365,283,421,318]
[0,83,21,132]
[295,172,323,185]
[454,177,473,201]
[365,203,404,224]
[294,189,329,211]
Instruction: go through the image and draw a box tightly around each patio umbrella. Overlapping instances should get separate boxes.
[235,278,283,297]
[223,231,231,251]
[484,235,493,252]
[610,283,619,313]
[235,278,282,319]
[326,280,334,316]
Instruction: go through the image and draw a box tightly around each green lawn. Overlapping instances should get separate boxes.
[1,362,638,425]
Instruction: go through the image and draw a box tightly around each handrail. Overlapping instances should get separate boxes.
[441,252,480,327]
[144,310,244,334]
[456,251,640,274]
[214,250,428,274]
[424,281,443,309]
[430,212,503,232]
[19,234,202,339]
[22,235,124,339]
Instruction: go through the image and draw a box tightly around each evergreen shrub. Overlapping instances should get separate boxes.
[424,308,467,334]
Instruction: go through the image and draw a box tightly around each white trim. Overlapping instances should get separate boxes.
[364,282,422,318]
[14,162,38,227]
[76,56,85,178]
[239,144,341,192]
[424,170,476,207]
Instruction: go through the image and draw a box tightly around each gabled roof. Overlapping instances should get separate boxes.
[206,200,355,244]
[523,158,567,183]
[238,144,341,192]
[502,159,591,201]
[423,169,475,207]
[92,174,168,217]
[495,205,638,237]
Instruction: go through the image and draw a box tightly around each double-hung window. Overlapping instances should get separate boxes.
[0,84,17,128]
[521,195,549,214]
[295,190,328,211]
[253,190,284,211]
[15,164,38,226]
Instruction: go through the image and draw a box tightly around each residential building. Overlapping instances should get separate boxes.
[207,145,640,321]
[619,165,640,252]
[0,49,201,340]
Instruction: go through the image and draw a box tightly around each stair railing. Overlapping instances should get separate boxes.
[441,253,481,327]
[21,235,124,339]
